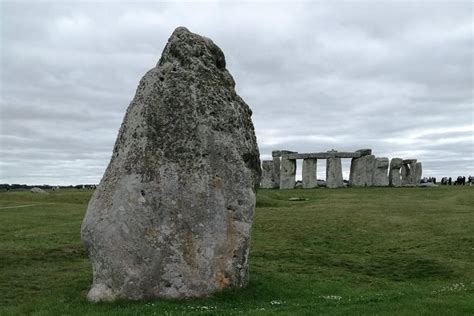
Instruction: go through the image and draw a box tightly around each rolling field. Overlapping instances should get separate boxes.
[0,186,473,315]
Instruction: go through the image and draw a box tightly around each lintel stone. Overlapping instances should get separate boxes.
[356,149,372,156]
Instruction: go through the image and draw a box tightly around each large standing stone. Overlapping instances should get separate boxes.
[401,159,417,186]
[81,27,261,302]
[414,162,422,184]
[280,154,296,189]
[261,160,274,189]
[271,151,281,188]
[372,157,389,186]
[389,158,403,187]
[326,158,343,188]
[302,158,317,188]
[349,149,375,187]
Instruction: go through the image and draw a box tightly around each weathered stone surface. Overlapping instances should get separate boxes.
[390,158,403,169]
[349,155,375,187]
[271,156,280,188]
[302,159,317,188]
[326,158,343,188]
[401,160,417,186]
[261,160,274,189]
[356,148,372,156]
[280,156,296,189]
[272,150,295,157]
[317,179,326,187]
[389,158,403,187]
[30,187,47,194]
[401,165,409,185]
[414,162,422,184]
[372,157,389,186]
[81,27,261,302]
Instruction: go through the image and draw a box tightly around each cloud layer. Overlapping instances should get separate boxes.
[1,1,472,184]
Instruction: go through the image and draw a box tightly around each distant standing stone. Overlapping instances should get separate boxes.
[349,150,375,187]
[372,157,389,186]
[389,158,403,187]
[280,155,296,189]
[302,158,317,188]
[271,151,281,188]
[30,187,47,194]
[326,157,343,188]
[261,160,274,189]
[401,159,417,186]
[414,162,423,185]
[81,27,261,302]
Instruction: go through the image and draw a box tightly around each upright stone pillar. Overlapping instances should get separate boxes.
[280,155,296,189]
[302,158,317,188]
[81,27,261,301]
[401,159,417,186]
[349,149,375,187]
[414,162,422,185]
[326,158,343,188]
[271,151,281,188]
[389,158,403,187]
[401,165,409,185]
[372,157,389,186]
[261,160,274,189]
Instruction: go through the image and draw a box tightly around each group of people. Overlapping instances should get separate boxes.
[421,177,437,184]
[440,176,473,185]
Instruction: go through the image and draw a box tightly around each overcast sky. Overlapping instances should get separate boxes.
[1,1,472,185]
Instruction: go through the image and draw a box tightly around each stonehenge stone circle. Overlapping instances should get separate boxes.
[326,157,344,188]
[302,158,317,188]
[349,149,375,187]
[389,158,403,187]
[280,154,296,189]
[81,27,261,301]
[372,157,389,186]
[261,160,274,189]
[264,148,422,189]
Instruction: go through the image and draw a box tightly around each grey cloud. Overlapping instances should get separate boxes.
[0,1,472,185]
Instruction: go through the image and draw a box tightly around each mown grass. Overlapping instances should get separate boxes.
[0,187,473,315]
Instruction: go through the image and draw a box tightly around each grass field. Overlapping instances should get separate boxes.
[0,186,473,315]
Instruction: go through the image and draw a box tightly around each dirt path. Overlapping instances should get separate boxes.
[0,203,56,210]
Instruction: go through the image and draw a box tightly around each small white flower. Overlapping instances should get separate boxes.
[432,282,466,294]
[319,295,342,300]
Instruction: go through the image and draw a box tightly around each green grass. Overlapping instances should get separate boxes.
[0,187,473,315]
